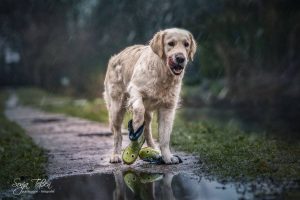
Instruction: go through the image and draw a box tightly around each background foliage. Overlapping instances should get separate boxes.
[0,0,299,133]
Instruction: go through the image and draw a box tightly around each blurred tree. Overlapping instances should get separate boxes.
[0,0,299,131]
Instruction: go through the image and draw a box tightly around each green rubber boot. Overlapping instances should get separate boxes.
[139,172,163,183]
[122,134,145,165]
[123,171,162,198]
[123,171,140,193]
[139,146,183,164]
[122,120,145,165]
[139,147,161,162]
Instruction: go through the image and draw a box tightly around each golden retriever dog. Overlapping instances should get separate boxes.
[103,28,197,164]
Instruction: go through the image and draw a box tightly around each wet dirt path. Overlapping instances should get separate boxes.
[5,105,200,179]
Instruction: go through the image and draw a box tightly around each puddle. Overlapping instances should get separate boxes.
[31,170,295,200]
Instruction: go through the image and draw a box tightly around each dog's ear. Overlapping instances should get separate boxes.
[150,31,165,58]
[188,33,197,61]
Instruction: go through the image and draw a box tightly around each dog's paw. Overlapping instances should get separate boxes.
[109,154,122,163]
[162,155,181,164]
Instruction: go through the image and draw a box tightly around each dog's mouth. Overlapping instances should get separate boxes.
[168,58,184,76]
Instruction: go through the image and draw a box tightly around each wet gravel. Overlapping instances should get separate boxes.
[5,106,201,179]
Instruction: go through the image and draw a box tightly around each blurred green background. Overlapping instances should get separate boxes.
[0,0,299,135]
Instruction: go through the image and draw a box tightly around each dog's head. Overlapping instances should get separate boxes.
[150,28,197,76]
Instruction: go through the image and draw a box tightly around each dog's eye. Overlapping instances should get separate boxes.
[168,41,175,47]
[184,42,189,47]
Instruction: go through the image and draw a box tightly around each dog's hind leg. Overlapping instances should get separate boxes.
[109,98,126,163]
[144,111,156,148]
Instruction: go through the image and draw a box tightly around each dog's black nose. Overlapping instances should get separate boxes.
[175,54,185,64]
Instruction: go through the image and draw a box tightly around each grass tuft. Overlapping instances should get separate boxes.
[172,117,300,180]
[0,91,47,190]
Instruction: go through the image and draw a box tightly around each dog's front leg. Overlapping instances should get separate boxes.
[128,85,145,132]
[158,107,179,164]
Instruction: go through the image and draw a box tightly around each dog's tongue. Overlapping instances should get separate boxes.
[168,58,175,66]
[168,59,182,69]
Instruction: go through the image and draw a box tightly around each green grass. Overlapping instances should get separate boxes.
[0,91,47,190]
[16,87,300,181]
[17,87,108,123]
[172,118,300,180]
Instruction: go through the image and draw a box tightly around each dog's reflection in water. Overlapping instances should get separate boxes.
[113,170,175,200]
